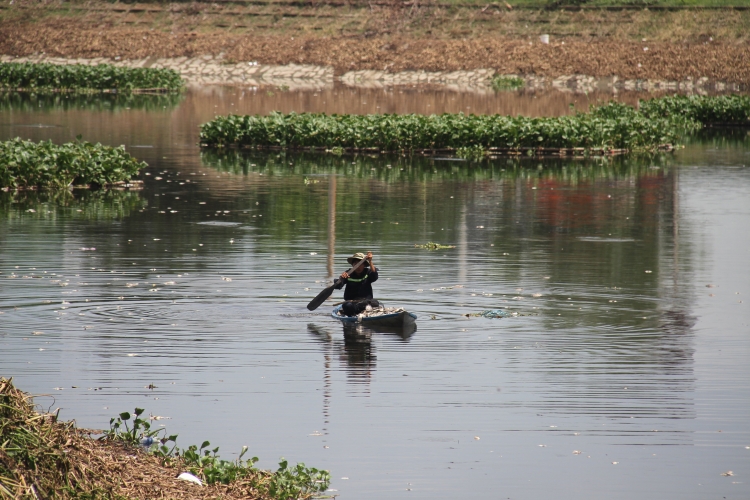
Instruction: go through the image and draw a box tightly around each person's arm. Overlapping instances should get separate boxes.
[334,272,348,289]
[366,252,376,272]
[366,251,378,282]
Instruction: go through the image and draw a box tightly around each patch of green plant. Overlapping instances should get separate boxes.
[415,242,456,250]
[0,137,145,189]
[639,94,750,126]
[199,104,682,153]
[0,62,184,92]
[200,96,748,154]
[491,75,525,91]
[104,408,330,498]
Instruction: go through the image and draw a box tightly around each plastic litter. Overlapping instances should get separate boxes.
[479,309,513,318]
[177,472,203,486]
[140,437,154,446]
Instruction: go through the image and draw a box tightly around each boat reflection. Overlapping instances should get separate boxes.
[341,320,417,340]
[307,321,416,384]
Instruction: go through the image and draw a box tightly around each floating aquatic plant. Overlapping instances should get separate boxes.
[0,137,145,189]
[199,96,747,154]
[199,102,680,153]
[0,62,184,92]
[638,94,750,126]
[415,242,456,250]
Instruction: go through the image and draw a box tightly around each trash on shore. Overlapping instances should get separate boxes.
[178,471,203,486]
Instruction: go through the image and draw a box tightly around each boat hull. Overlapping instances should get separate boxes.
[331,305,417,329]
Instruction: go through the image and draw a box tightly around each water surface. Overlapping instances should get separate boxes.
[1,90,749,500]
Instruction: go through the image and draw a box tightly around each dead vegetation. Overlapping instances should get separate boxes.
[1,1,749,82]
[0,377,321,500]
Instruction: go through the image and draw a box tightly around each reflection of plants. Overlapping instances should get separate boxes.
[201,148,676,184]
[0,91,184,112]
[0,187,146,221]
[104,407,330,496]
[491,75,525,91]
[0,137,145,189]
[455,145,487,160]
[0,62,184,92]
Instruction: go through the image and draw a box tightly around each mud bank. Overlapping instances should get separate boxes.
[2,18,750,87]
[2,54,742,95]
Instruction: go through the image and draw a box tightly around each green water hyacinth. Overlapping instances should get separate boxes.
[0,138,145,189]
[639,94,750,126]
[199,102,682,153]
[0,62,184,92]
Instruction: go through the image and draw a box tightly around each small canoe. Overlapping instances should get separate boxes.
[331,304,417,329]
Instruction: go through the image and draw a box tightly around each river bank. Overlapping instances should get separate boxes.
[0,377,329,499]
[2,2,750,88]
[2,54,743,95]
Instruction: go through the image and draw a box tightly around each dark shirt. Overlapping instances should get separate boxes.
[334,267,379,300]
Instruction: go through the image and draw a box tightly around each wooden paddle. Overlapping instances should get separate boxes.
[307,256,368,311]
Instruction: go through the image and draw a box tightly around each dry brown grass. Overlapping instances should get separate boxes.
[0,377,288,500]
[1,1,749,83]
[2,21,750,84]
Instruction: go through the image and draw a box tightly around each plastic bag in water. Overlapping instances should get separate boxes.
[479,309,513,318]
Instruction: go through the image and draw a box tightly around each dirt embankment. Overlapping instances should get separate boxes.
[2,2,750,84]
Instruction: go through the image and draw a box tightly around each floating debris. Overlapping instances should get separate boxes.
[464,310,517,319]
[414,242,456,250]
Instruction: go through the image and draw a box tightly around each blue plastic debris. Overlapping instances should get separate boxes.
[479,310,512,318]
[140,436,155,446]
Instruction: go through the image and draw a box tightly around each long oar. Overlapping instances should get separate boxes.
[307,256,368,311]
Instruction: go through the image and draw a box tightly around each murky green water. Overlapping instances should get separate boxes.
[1,90,749,500]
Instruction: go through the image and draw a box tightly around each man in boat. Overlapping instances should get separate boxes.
[335,251,380,316]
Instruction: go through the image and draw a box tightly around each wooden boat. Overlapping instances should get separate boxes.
[331,304,417,329]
